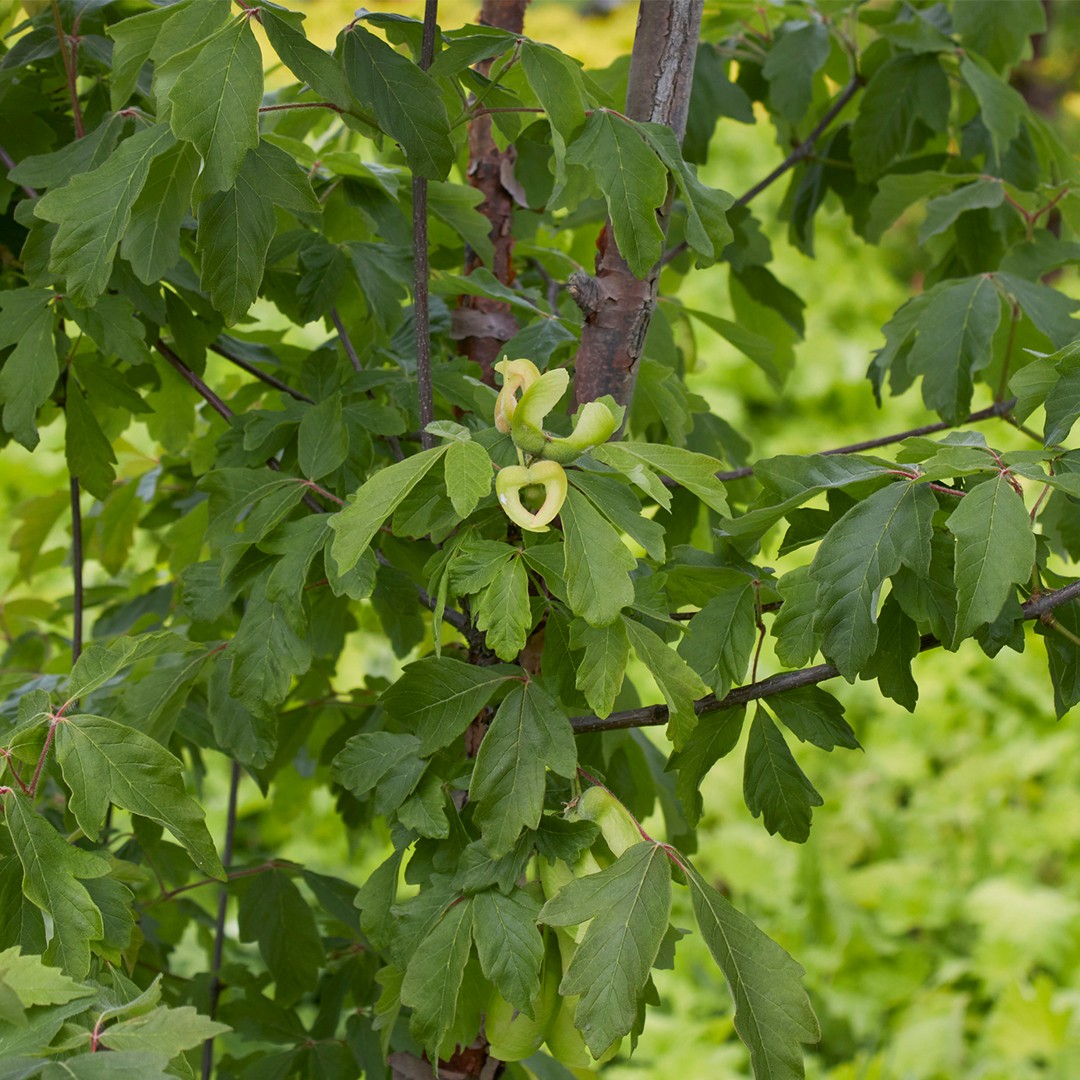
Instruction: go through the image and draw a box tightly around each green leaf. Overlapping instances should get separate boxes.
[743,707,823,843]
[9,114,124,189]
[121,140,200,285]
[68,631,201,701]
[772,565,820,668]
[381,656,518,755]
[906,275,1002,423]
[470,682,577,856]
[677,572,758,699]
[624,618,709,750]
[667,708,745,827]
[55,713,224,879]
[593,443,729,515]
[444,439,492,519]
[561,487,636,627]
[343,25,454,181]
[228,588,312,720]
[328,446,448,574]
[262,9,352,111]
[568,471,666,563]
[65,387,117,502]
[864,171,961,243]
[98,1004,229,1056]
[570,618,629,719]
[0,288,58,451]
[851,54,949,181]
[247,139,321,215]
[1,792,109,979]
[639,123,734,262]
[472,889,544,1015]
[34,123,176,306]
[685,860,819,1080]
[400,897,473,1060]
[0,947,94,1007]
[169,19,263,198]
[40,1053,172,1080]
[948,475,1035,644]
[539,843,671,1056]
[953,0,1046,71]
[762,21,830,124]
[330,732,424,813]
[859,592,921,712]
[428,182,496,268]
[476,555,532,662]
[106,3,189,110]
[997,272,1080,350]
[237,869,322,1007]
[767,687,859,751]
[919,178,1005,244]
[809,481,936,678]
[196,155,276,325]
[521,42,586,143]
[960,55,1027,159]
[566,110,668,277]
[298,392,348,480]
[1036,596,1080,718]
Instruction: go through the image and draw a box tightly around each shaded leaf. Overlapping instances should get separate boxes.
[55,713,224,878]
[686,861,819,1080]
[470,683,577,856]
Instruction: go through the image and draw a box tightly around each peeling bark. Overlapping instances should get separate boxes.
[571,0,703,415]
[455,0,530,384]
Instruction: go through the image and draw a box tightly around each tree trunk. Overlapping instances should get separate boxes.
[571,0,702,414]
[453,0,530,384]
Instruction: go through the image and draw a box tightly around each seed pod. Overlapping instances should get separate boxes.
[493,358,541,433]
[495,460,567,532]
[571,785,642,858]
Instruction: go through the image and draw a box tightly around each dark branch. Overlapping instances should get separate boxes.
[157,344,473,637]
[661,73,862,269]
[714,397,1022,483]
[414,0,439,450]
[201,761,241,1080]
[69,478,83,663]
[570,580,1080,734]
[210,343,314,403]
[155,340,234,423]
[330,308,363,374]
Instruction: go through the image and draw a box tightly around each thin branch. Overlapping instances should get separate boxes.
[70,477,83,663]
[714,397,1023,483]
[155,340,233,423]
[660,73,862,268]
[143,861,286,909]
[413,0,439,450]
[51,1,84,139]
[330,308,363,373]
[570,579,1080,734]
[201,761,241,1080]
[0,143,37,199]
[210,343,314,403]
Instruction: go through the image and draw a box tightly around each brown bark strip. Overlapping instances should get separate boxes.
[571,0,703,414]
[455,0,529,384]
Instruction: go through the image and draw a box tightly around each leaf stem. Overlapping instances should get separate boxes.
[144,860,287,909]
[51,1,84,139]
[258,101,343,114]
[570,580,1080,734]
[28,719,59,798]
[201,760,241,1080]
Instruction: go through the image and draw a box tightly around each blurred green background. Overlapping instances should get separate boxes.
[4,1,1080,1077]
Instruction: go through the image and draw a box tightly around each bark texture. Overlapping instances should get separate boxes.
[453,0,530,384]
[571,0,703,414]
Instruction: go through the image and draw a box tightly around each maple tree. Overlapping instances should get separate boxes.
[0,0,1078,1078]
